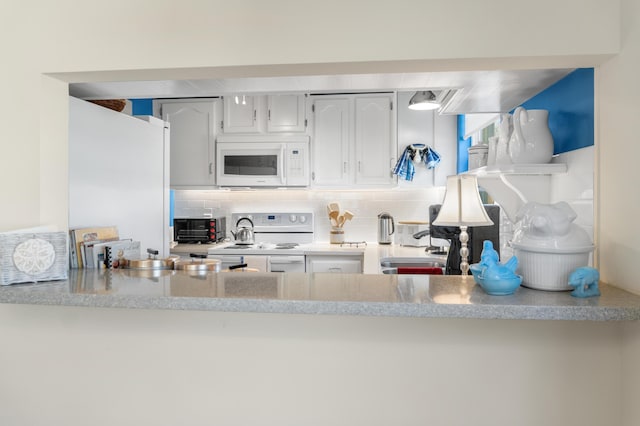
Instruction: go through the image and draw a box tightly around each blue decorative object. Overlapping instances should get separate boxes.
[392,144,441,181]
[392,146,416,181]
[423,146,441,169]
[471,240,522,295]
[568,267,600,298]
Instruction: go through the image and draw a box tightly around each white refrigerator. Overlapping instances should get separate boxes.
[68,96,171,257]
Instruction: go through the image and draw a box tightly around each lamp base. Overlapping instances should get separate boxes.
[459,226,470,276]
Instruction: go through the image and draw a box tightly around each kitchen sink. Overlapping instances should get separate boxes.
[379,257,446,275]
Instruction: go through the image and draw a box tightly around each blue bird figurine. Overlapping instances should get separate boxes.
[568,267,600,297]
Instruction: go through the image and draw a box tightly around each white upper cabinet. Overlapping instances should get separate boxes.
[267,94,306,132]
[310,93,396,187]
[354,95,395,185]
[222,95,263,133]
[159,99,219,187]
[222,94,306,134]
[310,97,350,186]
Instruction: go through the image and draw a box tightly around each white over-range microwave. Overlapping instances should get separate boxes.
[216,135,310,187]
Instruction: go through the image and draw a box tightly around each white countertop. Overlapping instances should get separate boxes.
[171,242,440,273]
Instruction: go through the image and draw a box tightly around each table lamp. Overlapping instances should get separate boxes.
[432,175,494,275]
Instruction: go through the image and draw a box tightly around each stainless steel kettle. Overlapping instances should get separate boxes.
[231,217,255,245]
[377,212,395,245]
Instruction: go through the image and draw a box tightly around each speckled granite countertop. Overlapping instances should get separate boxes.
[1,270,639,321]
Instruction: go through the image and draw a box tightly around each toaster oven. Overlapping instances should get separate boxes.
[173,217,226,244]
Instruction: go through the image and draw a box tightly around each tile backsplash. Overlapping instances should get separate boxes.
[173,187,446,243]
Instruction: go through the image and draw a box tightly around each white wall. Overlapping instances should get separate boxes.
[0,304,622,426]
[598,0,640,294]
[396,91,458,188]
[0,1,633,425]
[1,0,620,232]
[598,1,640,425]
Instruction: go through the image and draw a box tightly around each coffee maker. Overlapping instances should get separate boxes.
[429,204,501,275]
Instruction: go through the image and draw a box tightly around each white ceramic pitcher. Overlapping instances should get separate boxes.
[508,107,554,164]
[495,113,512,165]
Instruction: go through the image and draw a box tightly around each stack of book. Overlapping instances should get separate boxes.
[68,226,141,269]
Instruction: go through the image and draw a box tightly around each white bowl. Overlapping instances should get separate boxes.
[512,246,594,291]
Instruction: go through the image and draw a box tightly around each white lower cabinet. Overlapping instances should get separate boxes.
[305,254,364,273]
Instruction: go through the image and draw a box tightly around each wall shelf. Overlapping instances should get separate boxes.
[470,163,567,175]
[464,163,568,222]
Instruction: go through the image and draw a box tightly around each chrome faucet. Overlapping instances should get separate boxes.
[412,229,430,239]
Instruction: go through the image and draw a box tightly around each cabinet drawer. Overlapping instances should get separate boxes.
[306,256,363,273]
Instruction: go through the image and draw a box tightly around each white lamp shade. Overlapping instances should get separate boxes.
[433,175,494,227]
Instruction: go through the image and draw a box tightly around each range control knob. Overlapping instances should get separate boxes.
[289,214,297,223]
[299,215,307,223]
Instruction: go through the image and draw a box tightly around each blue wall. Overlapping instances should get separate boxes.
[458,68,594,169]
[518,68,594,154]
[457,115,471,174]
[131,98,154,116]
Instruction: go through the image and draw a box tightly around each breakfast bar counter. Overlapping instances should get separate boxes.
[1,269,639,321]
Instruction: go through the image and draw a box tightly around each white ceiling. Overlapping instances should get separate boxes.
[69,68,575,114]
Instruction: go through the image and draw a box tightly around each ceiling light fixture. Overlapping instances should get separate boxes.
[408,90,441,111]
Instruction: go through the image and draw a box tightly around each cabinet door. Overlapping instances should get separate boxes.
[223,95,262,133]
[354,95,395,186]
[162,101,217,187]
[306,256,363,273]
[267,94,306,132]
[311,98,350,186]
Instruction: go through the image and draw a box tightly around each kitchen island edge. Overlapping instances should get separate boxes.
[0,270,638,321]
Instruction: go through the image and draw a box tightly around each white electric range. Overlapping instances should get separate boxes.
[208,212,314,272]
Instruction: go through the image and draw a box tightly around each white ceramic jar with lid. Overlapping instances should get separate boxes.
[511,202,594,291]
[468,144,489,169]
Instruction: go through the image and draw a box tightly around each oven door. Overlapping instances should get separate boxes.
[216,142,284,187]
